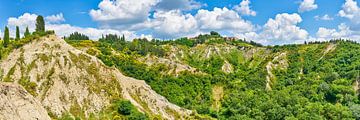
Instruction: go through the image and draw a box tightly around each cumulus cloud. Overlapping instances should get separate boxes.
[89,0,206,30]
[151,10,198,38]
[259,13,308,44]
[234,13,310,45]
[316,23,359,41]
[47,24,142,40]
[5,13,146,40]
[155,0,203,11]
[89,0,159,25]
[45,13,65,23]
[7,13,38,37]
[298,0,318,13]
[233,0,256,16]
[314,14,334,21]
[195,7,254,32]
[339,0,360,27]
[8,13,38,32]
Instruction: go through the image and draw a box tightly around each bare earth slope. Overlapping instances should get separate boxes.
[0,82,51,120]
[0,35,191,119]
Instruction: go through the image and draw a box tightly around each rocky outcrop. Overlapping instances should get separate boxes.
[221,60,233,73]
[0,82,51,120]
[266,52,288,91]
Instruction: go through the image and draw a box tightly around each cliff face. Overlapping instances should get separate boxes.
[0,35,191,119]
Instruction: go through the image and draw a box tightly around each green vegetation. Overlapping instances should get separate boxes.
[3,26,9,47]
[15,26,20,40]
[1,26,359,119]
[67,32,360,119]
[24,27,30,38]
[35,15,45,33]
[64,32,89,40]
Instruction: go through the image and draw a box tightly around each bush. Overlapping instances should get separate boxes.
[117,100,134,115]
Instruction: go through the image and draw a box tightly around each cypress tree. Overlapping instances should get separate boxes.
[121,34,125,42]
[3,26,9,47]
[35,15,45,33]
[16,26,20,40]
[24,27,30,37]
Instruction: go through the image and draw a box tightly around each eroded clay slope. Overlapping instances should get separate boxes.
[0,82,51,120]
[0,35,191,119]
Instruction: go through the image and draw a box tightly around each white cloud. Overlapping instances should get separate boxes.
[298,0,318,13]
[45,13,65,23]
[314,14,334,21]
[233,0,256,16]
[5,13,144,40]
[89,0,256,39]
[89,0,159,25]
[7,13,38,38]
[47,24,139,40]
[0,30,3,39]
[259,13,308,44]
[8,13,38,33]
[339,0,360,25]
[151,10,198,38]
[316,23,359,41]
[155,0,203,11]
[195,7,254,32]
[234,13,309,45]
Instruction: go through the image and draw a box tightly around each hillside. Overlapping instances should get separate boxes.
[0,35,192,119]
[0,32,360,119]
[67,33,360,119]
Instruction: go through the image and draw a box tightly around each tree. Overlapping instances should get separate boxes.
[35,15,45,33]
[15,26,20,40]
[210,31,220,36]
[121,34,125,42]
[24,27,30,37]
[3,26,9,47]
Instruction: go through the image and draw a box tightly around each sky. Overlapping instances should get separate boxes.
[0,0,360,45]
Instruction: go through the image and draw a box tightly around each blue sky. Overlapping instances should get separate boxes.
[1,0,360,45]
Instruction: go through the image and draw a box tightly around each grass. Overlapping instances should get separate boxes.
[39,67,55,100]
[18,77,38,96]
[3,65,16,82]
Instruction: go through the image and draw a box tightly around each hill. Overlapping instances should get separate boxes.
[0,34,192,120]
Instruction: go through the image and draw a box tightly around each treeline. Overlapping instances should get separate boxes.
[305,39,359,45]
[64,32,89,40]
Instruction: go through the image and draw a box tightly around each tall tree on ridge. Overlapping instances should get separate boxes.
[35,15,45,33]
[24,26,30,37]
[15,26,20,40]
[3,26,9,47]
